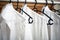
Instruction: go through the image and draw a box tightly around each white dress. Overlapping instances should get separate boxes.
[1,3,25,40]
[21,4,48,40]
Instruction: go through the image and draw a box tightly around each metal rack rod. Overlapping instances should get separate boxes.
[0,1,60,5]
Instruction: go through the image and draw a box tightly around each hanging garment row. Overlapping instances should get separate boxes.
[0,0,60,40]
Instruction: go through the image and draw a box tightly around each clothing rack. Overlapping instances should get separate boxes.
[0,1,60,13]
[0,1,60,5]
[0,0,60,25]
[0,1,53,9]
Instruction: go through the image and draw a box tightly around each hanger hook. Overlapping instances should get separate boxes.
[34,0,37,8]
[50,0,54,10]
[51,0,54,6]
[16,0,19,10]
[32,0,38,12]
[24,0,26,5]
[9,0,11,3]
[45,0,48,6]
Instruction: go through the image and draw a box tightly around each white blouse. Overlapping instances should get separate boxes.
[43,6,60,40]
[1,3,25,40]
[21,4,48,40]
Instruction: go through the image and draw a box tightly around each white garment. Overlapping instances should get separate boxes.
[0,23,1,40]
[54,12,60,40]
[1,3,25,40]
[21,4,48,40]
[1,20,10,40]
[0,27,1,40]
[0,14,10,40]
[0,15,2,40]
[43,6,60,40]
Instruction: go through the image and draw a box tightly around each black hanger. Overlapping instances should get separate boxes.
[50,0,55,10]
[43,0,53,25]
[9,0,11,3]
[42,10,53,25]
[32,0,38,12]
[15,0,19,10]
[40,0,53,25]
[24,0,26,5]
[33,0,53,25]
[45,0,48,6]
[20,0,33,24]
[50,0,60,13]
